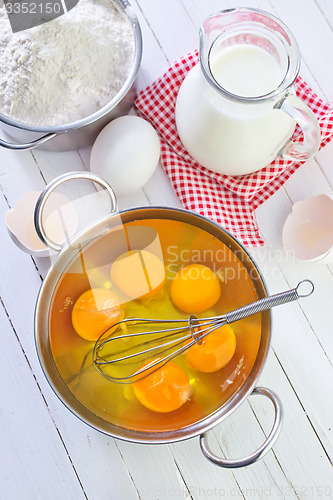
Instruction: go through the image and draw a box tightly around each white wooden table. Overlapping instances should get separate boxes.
[1,0,333,498]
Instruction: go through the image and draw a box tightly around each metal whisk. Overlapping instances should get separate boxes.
[93,280,314,383]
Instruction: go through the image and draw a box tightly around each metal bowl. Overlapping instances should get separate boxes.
[0,0,142,151]
[34,172,282,468]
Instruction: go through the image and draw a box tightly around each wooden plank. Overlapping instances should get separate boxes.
[236,351,333,496]
[0,301,87,499]
[316,0,333,29]
[114,441,192,500]
[253,163,333,361]
[131,0,172,84]
[167,397,295,500]
[253,197,333,458]
[266,0,333,101]
[169,437,249,500]
[315,140,333,190]
[132,0,198,64]
[257,354,333,493]
[143,164,183,208]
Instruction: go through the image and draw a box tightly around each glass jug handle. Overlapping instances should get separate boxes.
[277,94,321,161]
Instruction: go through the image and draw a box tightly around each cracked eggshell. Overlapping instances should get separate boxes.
[6,191,78,257]
[282,194,333,262]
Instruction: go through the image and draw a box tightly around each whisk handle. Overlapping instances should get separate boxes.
[225,280,314,324]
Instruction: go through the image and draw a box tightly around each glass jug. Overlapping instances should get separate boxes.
[175,8,321,176]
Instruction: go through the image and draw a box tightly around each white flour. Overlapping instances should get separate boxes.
[0,0,135,126]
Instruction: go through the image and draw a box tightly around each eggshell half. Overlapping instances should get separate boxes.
[6,191,78,257]
[282,194,333,262]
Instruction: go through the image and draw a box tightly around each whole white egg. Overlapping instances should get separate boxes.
[90,115,161,197]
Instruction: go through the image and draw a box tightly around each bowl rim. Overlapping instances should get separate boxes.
[34,206,271,444]
[0,0,143,133]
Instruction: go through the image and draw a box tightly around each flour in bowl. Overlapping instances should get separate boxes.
[0,0,135,126]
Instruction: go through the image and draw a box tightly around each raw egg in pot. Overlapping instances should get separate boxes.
[72,288,123,341]
[133,359,191,413]
[50,217,262,433]
[170,264,221,313]
[111,250,165,299]
[185,324,236,372]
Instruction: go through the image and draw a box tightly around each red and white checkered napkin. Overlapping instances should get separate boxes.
[135,50,333,247]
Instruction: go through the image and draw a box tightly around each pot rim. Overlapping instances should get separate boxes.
[0,0,142,134]
[34,205,271,444]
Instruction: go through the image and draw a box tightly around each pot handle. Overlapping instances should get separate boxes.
[0,131,57,150]
[199,387,283,469]
[34,171,118,252]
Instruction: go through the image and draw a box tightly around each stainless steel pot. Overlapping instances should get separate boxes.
[34,172,282,469]
[0,0,142,152]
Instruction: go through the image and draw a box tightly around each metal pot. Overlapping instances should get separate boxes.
[34,172,282,469]
[0,0,142,152]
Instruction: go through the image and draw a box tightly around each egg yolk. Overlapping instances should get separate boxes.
[111,250,165,299]
[170,264,221,313]
[133,359,191,413]
[72,288,123,341]
[185,324,236,372]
